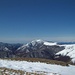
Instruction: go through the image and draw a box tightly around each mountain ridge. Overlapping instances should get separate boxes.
[0,39,75,64]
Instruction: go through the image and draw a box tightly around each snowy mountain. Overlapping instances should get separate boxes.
[16,39,64,59]
[16,39,75,64]
[18,39,57,49]
[17,39,57,50]
[0,42,22,58]
[56,44,75,63]
[0,43,12,58]
[0,40,75,64]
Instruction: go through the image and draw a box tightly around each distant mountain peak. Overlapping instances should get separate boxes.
[17,39,57,52]
[25,39,57,47]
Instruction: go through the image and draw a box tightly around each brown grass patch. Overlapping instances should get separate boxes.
[0,57,70,66]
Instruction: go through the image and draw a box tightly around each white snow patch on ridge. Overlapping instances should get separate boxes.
[17,39,57,49]
[0,59,75,75]
[44,42,57,46]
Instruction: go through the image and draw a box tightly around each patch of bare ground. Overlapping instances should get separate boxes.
[0,67,60,75]
[0,58,70,66]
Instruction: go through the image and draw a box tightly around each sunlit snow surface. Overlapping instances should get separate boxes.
[44,42,57,46]
[0,59,75,75]
[56,44,75,63]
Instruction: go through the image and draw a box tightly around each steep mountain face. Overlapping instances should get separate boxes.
[15,40,64,59]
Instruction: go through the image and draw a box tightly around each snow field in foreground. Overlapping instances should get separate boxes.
[0,59,75,75]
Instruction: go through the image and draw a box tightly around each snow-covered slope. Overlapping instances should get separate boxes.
[18,39,57,48]
[30,39,57,46]
[17,39,57,51]
[0,59,75,75]
[16,39,63,59]
[56,44,75,63]
[44,41,57,46]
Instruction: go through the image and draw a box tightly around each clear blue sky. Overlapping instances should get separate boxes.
[0,0,75,43]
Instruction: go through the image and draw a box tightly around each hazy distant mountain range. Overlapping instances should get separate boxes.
[0,39,75,64]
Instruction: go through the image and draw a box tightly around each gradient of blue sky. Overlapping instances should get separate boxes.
[0,0,75,43]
